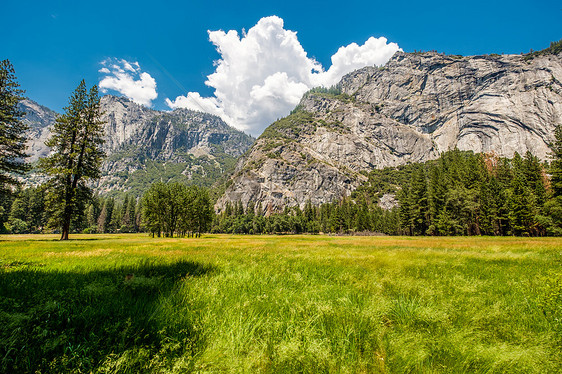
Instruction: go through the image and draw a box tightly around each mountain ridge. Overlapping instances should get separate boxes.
[21,95,255,196]
[218,50,562,211]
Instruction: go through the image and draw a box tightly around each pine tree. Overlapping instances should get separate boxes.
[121,195,130,231]
[427,164,446,234]
[509,173,536,235]
[109,202,123,233]
[128,196,137,232]
[26,186,46,232]
[0,59,28,197]
[409,166,429,235]
[550,124,562,197]
[398,184,413,235]
[39,81,105,240]
[235,201,244,216]
[97,201,108,233]
[86,204,95,228]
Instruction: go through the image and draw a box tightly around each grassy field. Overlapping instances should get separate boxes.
[0,234,561,373]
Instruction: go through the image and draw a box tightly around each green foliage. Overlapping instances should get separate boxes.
[305,86,355,103]
[259,110,315,141]
[0,59,28,197]
[525,39,562,60]
[307,85,342,95]
[214,197,399,235]
[550,124,562,197]
[142,182,213,237]
[39,81,105,239]
[5,218,27,234]
[6,185,46,233]
[215,149,561,237]
[102,151,238,200]
[355,149,557,236]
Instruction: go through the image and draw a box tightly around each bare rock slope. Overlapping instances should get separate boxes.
[219,51,562,211]
[22,95,254,193]
[20,99,58,163]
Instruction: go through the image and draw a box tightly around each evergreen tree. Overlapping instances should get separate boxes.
[142,183,168,236]
[16,186,47,233]
[128,196,138,232]
[235,201,244,216]
[97,201,107,233]
[8,197,27,227]
[39,81,105,240]
[224,201,233,217]
[550,124,562,197]
[109,202,123,232]
[86,204,97,231]
[409,166,429,235]
[121,195,130,231]
[97,198,114,233]
[0,59,28,198]
[509,173,536,235]
[523,151,547,206]
[427,165,446,235]
[398,184,413,235]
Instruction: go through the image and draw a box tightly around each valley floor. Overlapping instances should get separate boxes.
[1,234,561,373]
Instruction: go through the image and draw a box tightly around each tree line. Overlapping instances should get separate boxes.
[2,183,215,238]
[212,199,399,235]
[396,150,561,236]
[2,185,141,235]
[213,148,562,237]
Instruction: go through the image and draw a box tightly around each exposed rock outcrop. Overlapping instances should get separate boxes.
[219,51,562,211]
[99,95,158,153]
[21,95,254,193]
[19,99,57,163]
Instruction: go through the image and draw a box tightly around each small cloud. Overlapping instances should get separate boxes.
[98,58,158,107]
[166,16,400,136]
[313,36,401,87]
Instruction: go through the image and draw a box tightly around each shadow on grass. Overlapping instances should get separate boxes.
[0,260,215,373]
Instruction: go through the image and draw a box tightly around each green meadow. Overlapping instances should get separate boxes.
[0,234,561,373]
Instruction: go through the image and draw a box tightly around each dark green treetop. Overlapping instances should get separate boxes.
[39,80,105,240]
[0,59,28,196]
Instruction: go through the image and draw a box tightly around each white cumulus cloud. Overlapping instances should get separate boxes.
[166,16,400,136]
[315,36,401,88]
[99,58,158,107]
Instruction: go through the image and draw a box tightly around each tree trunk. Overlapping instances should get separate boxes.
[60,177,74,241]
[60,219,70,240]
[60,193,72,240]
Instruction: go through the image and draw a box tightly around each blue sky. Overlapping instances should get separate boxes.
[2,0,560,135]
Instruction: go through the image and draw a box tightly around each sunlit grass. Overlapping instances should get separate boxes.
[1,234,561,373]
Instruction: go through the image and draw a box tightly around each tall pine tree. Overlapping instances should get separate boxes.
[40,81,105,240]
[550,124,562,197]
[0,60,28,197]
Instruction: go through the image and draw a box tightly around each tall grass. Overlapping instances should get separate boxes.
[0,234,561,372]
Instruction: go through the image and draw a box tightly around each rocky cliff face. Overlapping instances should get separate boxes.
[21,95,254,194]
[98,103,254,195]
[99,95,158,153]
[19,99,57,163]
[219,51,562,211]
